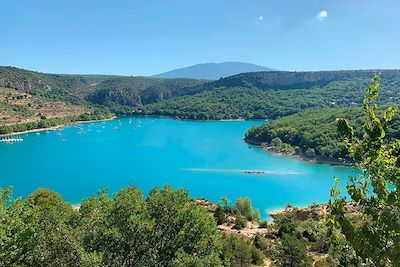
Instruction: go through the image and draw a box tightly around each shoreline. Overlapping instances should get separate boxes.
[137,112,266,122]
[244,138,354,167]
[1,114,263,138]
[0,116,117,138]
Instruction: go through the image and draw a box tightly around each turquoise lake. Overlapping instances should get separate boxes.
[0,117,357,218]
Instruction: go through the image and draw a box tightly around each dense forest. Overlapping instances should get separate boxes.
[245,106,400,163]
[143,71,400,120]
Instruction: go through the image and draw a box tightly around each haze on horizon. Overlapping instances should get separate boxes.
[1,0,399,76]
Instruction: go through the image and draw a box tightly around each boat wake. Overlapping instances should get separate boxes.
[181,168,304,175]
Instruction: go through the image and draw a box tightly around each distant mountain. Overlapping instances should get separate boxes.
[153,62,275,80]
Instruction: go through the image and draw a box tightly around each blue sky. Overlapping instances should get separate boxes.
[1,0,399,75]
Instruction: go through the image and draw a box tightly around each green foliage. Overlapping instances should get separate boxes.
[275,234,312,267]
[0,66,206,108]
[298,219,328,252]
[269,137,294,153]
[233,197,260,221]
[329,74,400,266]
[233,215,247,230]
[144,70,400,120]
[0,186,222,267]
[305,148,316,158]
[215,205,227,225]
[0,188,84,266]
[274,210,298,238]
[326,229,359,267]
[26,188,63,209]
[246,106,400,163]
[221,233,265,267]
[271,137,283,147]
[253,234,270,253]
[251,245,266,266]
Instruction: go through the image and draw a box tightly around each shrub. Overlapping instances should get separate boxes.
[214,205,226,225]
[234,197,260,221]
[233,215,247,230]
[275,234,312,267]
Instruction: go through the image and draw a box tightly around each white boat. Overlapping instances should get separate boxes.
[0,135,23,144]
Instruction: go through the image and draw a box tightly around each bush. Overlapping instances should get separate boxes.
[275,234,312,267]
[233,215,247,230]
[221,233,265,267]
[251,246,265,265]
[253,234,269,252]
[258,220,269,228]
[214,205,226,225]
[234,197,260,221]
[274,212,298,237]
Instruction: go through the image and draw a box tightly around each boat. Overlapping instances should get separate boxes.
[0,135,24,144]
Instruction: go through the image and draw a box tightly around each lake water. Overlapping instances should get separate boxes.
[0,117,357,218]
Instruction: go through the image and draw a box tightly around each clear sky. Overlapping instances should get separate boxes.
[1,0,399,76]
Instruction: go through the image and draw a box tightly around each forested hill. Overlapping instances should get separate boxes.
[3,66,400,122]
[0,66,208,108]
[244,106,400,163]
[0,66,207,132]
[143,69,400,120]
[0,66,117,97]
[211,69,400,90]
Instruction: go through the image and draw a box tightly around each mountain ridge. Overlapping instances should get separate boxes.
[153,62,274,80]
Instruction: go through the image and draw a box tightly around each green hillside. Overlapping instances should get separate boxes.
[143,70,400,120]
[3,67,400,136]
[244,106,400,163]
[0,66,208,108]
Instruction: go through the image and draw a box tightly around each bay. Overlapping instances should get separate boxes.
[0,117,357,218]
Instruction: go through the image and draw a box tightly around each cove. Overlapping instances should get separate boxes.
[0,117,357,218]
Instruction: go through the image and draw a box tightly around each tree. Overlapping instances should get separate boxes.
[145,186,222,267]
[0,188,86,267]
[221,234,254,267]
[274,210,298,238]
[233,215,247,230]
[79,187,152,266]
[275,234,312,267]
[234,197,260,221]
[214,205,227,225]
[329,74,400,266]
[271,137,283,147]
[0,186,222,267]
[26,188,64,210]
[305,148,316,158]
